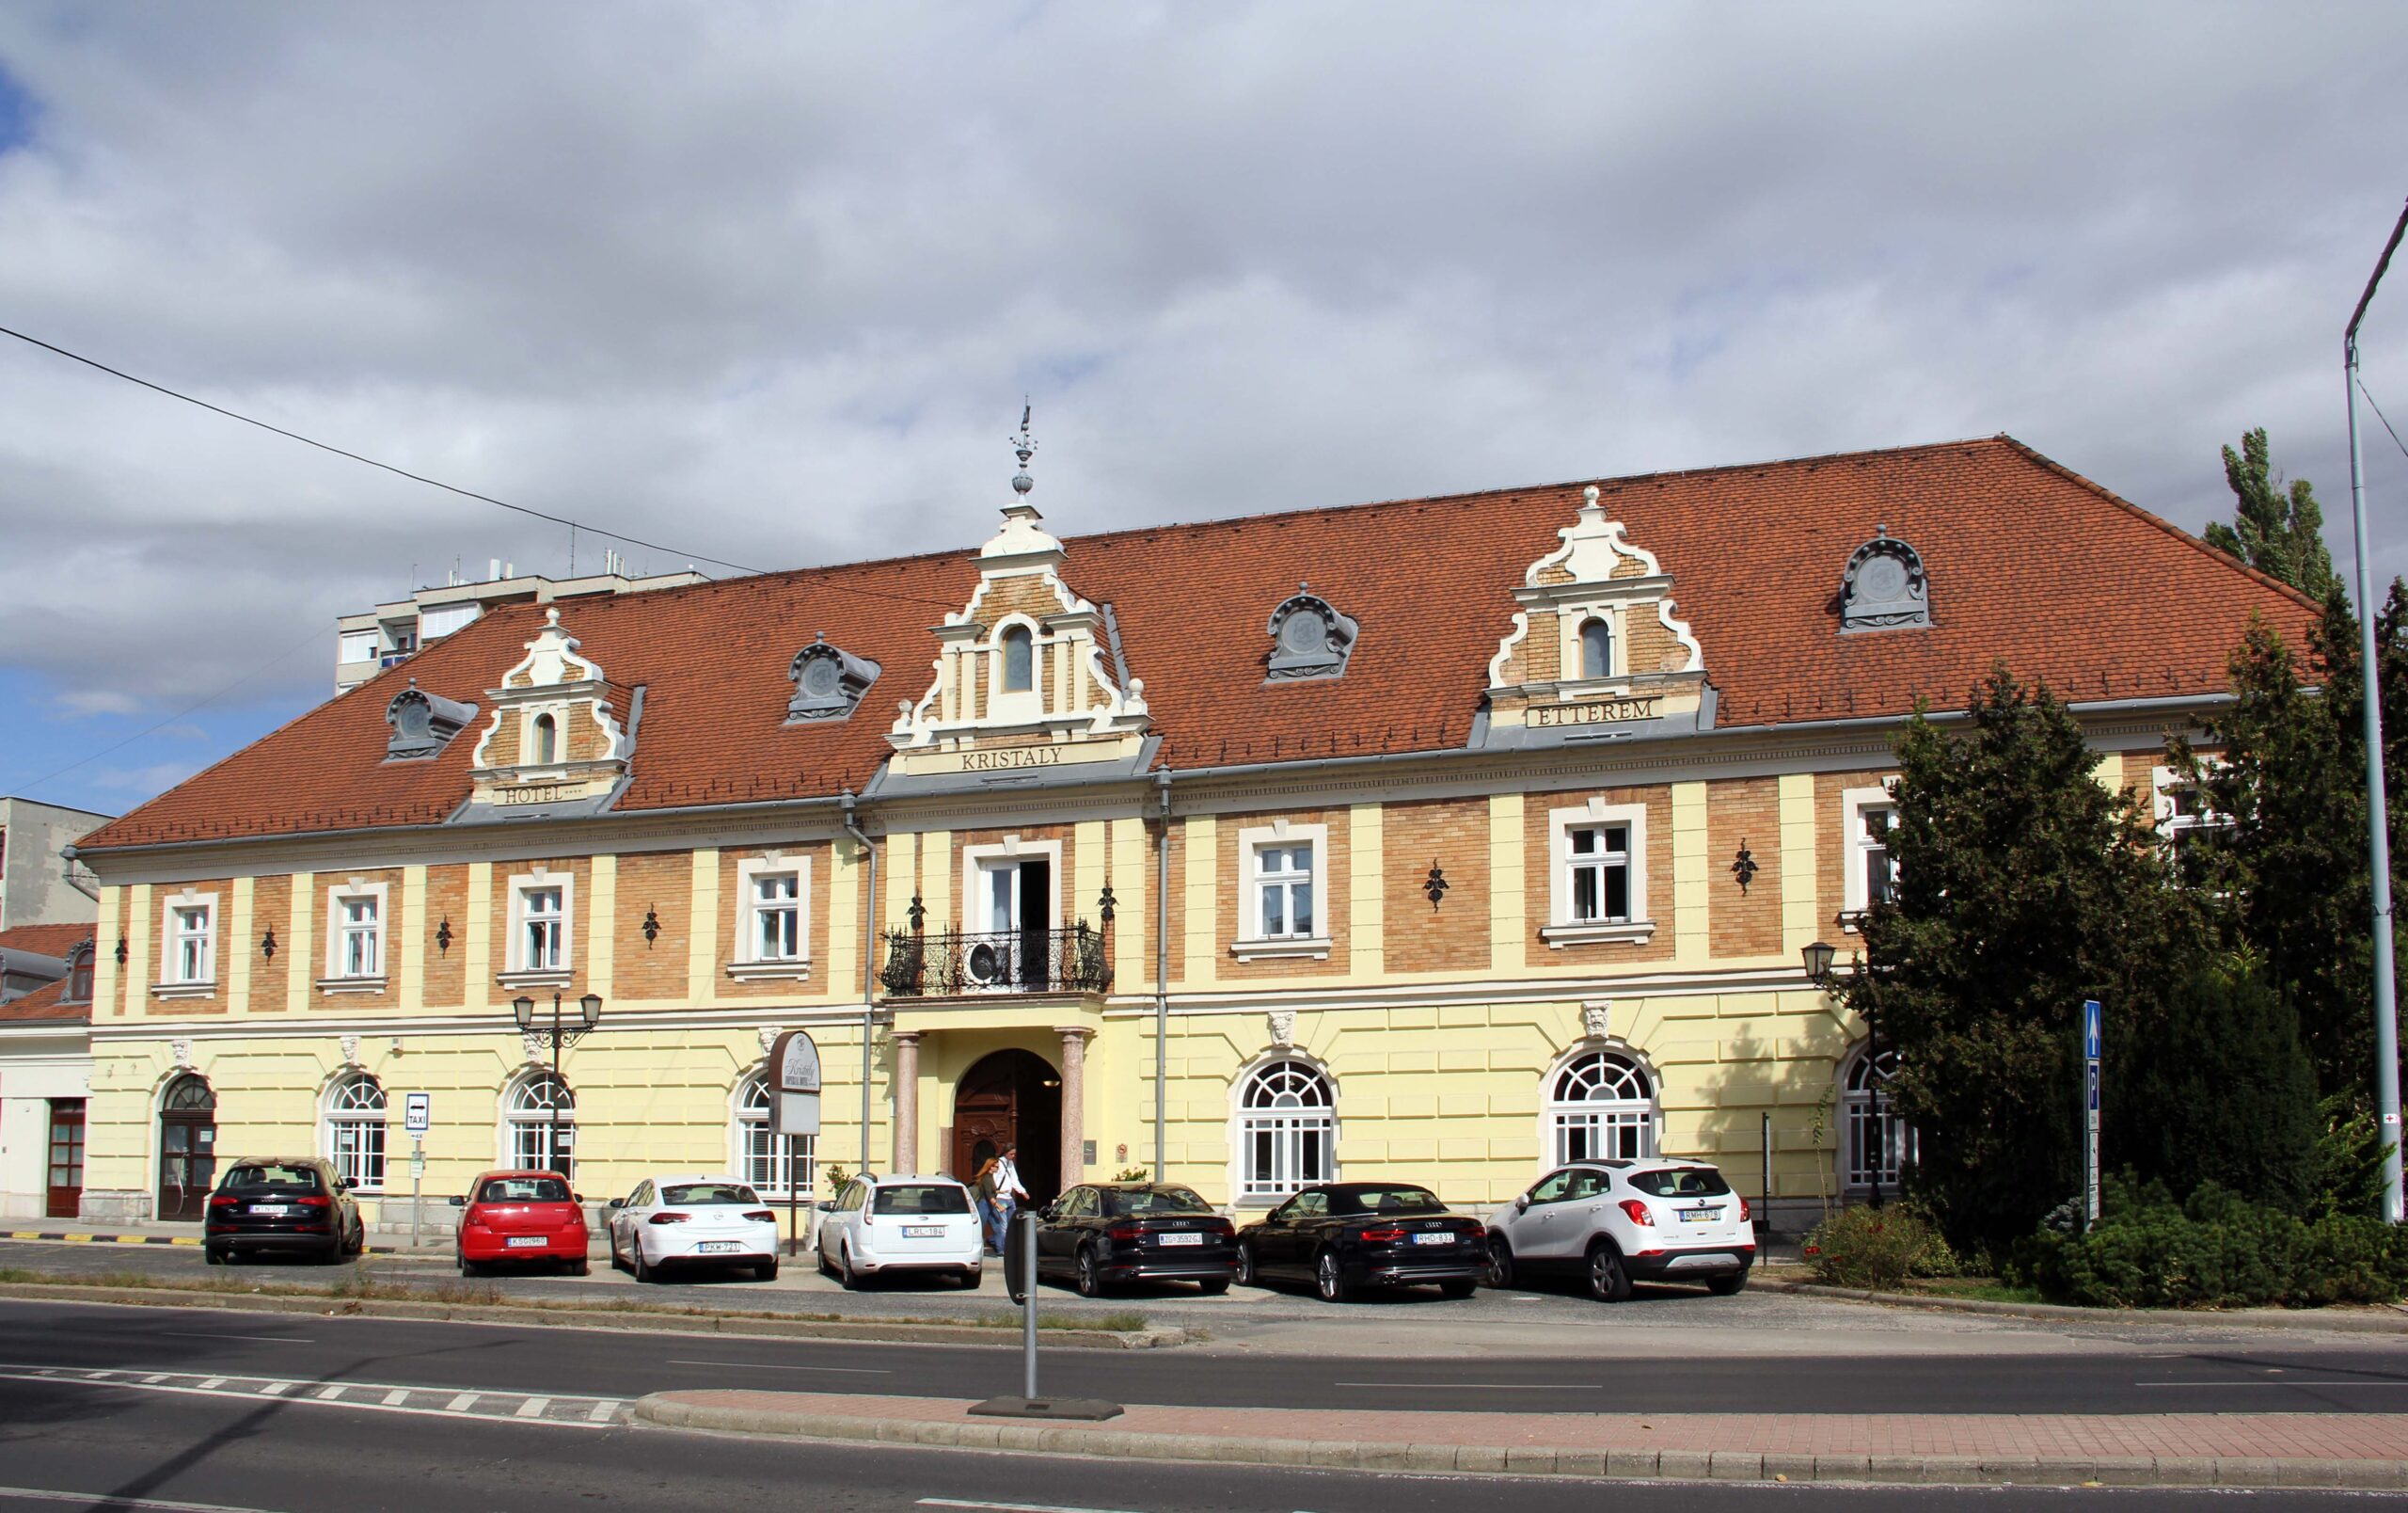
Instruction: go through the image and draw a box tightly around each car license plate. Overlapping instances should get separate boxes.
[1157,1231,1204,1247]
[249,1204,292,1216]
[904,1225,943,1237]
[1679,1207,1719,1223]
[1413,1232,1454,1245]
[505,1235,547,1249]
[698,1240,741,1253]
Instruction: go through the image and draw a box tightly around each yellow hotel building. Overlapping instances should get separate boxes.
[65,437,2311,1233]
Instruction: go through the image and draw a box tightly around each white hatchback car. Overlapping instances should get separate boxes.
[814,1173,983,1289]
[1482,1158,1755,1301]
[606,1173,782,1282]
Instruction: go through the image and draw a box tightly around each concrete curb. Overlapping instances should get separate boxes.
[629,1394,2408,1490]
[4,1231,200,1247]
[1754,1278,2408,1333]
[0,1282,1185,1350]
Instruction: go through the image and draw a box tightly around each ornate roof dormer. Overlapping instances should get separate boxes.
[872,411,1154,795]
[1477,485,1714,749]
[383,678,477,760]
[1264,584,1360,682]
[458,607,640,818]
[787,632,879,722]
[1840,525,1931,631]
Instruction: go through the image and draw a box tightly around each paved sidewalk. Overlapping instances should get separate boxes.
[635,1387,2408,1489]
[0,1221,420,1253]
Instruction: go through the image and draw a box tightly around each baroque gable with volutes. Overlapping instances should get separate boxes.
[878,497,1153,791]
[1477,485,1714,749]
[459,607,639,818]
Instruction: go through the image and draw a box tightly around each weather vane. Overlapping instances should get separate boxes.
[1010,400,1038,496]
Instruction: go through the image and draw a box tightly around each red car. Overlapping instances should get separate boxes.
[452,1169,591,1275]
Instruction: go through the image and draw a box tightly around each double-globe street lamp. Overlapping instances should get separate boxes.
[1801,939,1886,1210]
[513,991,602,1177]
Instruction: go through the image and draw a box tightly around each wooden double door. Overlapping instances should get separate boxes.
[157,1075,217,1222]
[948,1049,1061,1205]
[45,1100,84,1219]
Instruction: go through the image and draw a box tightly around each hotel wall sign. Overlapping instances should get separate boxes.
[1529,695,1661,729]
[962,745,1065,772]
[498,782,567,805]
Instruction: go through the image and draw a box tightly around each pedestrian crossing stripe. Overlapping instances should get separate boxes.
[0,1364,622,1428]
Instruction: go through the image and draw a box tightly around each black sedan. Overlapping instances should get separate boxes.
[1034,1182,1238,1297]
[203,1156,364,1265]
[1235,1182,1485,1302]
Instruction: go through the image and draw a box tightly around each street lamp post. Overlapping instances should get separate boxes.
[513,991,602,1177]
[1802,940,1885,1209]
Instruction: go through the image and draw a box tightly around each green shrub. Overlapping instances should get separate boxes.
[1802,1203,1957,1290]
[2026,1177,2408,1308]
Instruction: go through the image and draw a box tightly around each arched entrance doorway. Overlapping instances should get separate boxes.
[157,1075,217,1222]
[950,1049,1060,1204]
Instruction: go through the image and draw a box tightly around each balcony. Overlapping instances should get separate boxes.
[879,926,1112,998]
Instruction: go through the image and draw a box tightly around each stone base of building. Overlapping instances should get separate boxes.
[77,1189,152,1224]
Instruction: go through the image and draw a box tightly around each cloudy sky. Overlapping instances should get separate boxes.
[3,2,2406,817]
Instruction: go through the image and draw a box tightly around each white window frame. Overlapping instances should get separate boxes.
[729,853,813,981]
[520,704,567,770]
[1232,1057,1338,1205]
[1840,1043,1915,1192]
[319,879,390,991]
[1552,602,1627,688]
[501,1070,576,1177]
[734,1072,816,1201]
[1231,820,1332,962]
[499,870,575,987]
[958,836,1064,935]
[1541,798,1654,947]
[2152,763,2228,868]
[324,1075,388,1192]
[153,890,218,998]
[984,614,1045,720]
[1841,784,1900,927]
[1542,1047,1659,1166]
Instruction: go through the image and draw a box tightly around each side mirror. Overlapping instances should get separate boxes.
[448,1195,465,1207]
[607,1198,624,1210]
[816,1201,834,1213]
[572,1193,584,1203]
[1513,1193,1530,1212]
[1038,1203,1062,1222]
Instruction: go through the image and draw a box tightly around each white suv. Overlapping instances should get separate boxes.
[1481,1159,1755,1301]
[814,1173,983,1289]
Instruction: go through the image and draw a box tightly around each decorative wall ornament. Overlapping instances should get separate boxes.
[907,894,927,932]
[384,678,478,760]
[519,1029,547,1066]
[642,905,660,946]
[786,632,881,722]
[1263,583,1360,682]
[340,1034,361,1067]
[261,927,278,960]
[1267,1008,1297,1047]
[757,1026,781,1057]
[171,1039,193,1071]
[1840,525,1932,631]
[1580,1001,1613,1041]
[1731,840,1759,894]
[1423,860,1450,909]
[436,916,453,956]
[116,935,128,966]
[1098,883,1117,925]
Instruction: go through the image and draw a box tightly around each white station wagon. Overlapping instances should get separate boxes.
[815,1173,983,1289]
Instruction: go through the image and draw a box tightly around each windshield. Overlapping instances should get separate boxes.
[871,1184,972,1215]
[222,1163,323,1194]
[660,1182,760,1206]
[1627,1167,1732,1199]
[1328,1186,1443,1217]
[1101,1187,1212,1218]
[478,1176,571,1203]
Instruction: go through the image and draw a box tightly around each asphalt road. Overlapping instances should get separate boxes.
[2,1298,2405,1416]
[0,1369,2380,1513]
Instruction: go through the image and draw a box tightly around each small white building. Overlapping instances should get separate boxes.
[0,940,91,1219]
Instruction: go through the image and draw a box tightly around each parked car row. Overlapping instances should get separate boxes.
[198,1154,1757,1303]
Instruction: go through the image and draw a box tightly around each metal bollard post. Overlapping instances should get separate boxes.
[1020,1210,1038,1401]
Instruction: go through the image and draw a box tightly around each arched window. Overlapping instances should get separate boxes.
[506,1072,575,1177]
[1238,1059,1335,1201]
[1001,626,1034,693]
[1546,1051,1656,1164]
[325,1075,388,1191]
[531,712,558,765]
[736,1072,815,1201]
[1579,617,1612,680]
[1842,1046,1914,1191]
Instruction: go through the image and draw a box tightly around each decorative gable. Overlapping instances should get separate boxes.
[1477,485,1714,749]
[460,608,638,814]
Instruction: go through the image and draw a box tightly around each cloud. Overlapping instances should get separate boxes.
[0,0,2402,746]
[89,760,199,793]
[51,689,140,718]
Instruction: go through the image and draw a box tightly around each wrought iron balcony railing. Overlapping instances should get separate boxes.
[879,925,1112,997]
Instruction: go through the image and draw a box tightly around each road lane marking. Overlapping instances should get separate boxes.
[197,1378,225,1389]
[2140,1380,2408,1388]
[142,1374,171,1384]
[315,1384,345,1401]
[1333,1380,1591,1390]
[587,1398,620,1423]
[918,1502,1150,1513]
[667,1358,892,1375]
[515,1395,550,1417]
[0,1483,286,1512]
[448,1393,479,1411]
[0,1367,612,1431]
[382,1388,410,1406]
[259,1381,292,1395]
[155,1331,312,1344]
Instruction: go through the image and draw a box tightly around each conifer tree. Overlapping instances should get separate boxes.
[2205,428,2340,599]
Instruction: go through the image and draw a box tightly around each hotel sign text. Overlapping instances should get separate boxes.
[962,745,1065,772]
[1529,695,1661,729]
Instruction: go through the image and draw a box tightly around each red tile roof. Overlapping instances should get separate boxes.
[78,436,2316,853]
[0,923,96,960]
[0,975,83,1023]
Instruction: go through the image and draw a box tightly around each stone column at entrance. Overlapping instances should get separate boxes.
[892,1031,923,1175]
[1055,1027,1093,1189]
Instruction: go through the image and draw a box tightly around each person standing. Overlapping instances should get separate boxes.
[972,1155,1002,1257]
[991,1142,1029,1254]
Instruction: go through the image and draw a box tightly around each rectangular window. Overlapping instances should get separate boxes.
[1859,804,1897,909]
[1565,824,1632,924]
[338,895,381,978]
[752,872,800,961]
[171,905,213,984]
[743,1125,816,1200]
[522,887,563,971]
[1255,843,1314,938]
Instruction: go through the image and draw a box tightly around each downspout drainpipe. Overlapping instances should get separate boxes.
[1155,768,1173,1181]
[840,791,878,1181]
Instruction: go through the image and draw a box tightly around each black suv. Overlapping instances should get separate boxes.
[203,1157,364,1265]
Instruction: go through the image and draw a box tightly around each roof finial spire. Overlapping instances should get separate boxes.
[1010,400,1038,497]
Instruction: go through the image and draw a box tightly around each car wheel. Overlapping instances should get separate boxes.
[1585,1240,1632,1303]
[838,1244,862,1291]
[1235,1242,1259,1287]
[1196,1278,1230,1297]
[1481,1237,1513,1290]
[1706,1270,1748,1297]
[322,1236,347,1266]
[816,1242,835,1280]
[203,1247,228,1267]
[633,1242,656,1283]
[608,1233,624,1272]
[458,1254,485,1278]
[1073,1245,1106,1298]
[1314,1249,1355,1304]
[958,1266,982,1288]
[343,1224,365,1258]
[1439,1277,1478,1300]
[566,1258,591,1278]
[755,1259,780,1282]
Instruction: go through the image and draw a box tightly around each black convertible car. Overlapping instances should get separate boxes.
[1235,1182,1485,1301]
[1034,1181,1239,1297]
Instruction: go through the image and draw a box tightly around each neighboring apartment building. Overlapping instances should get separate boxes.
[0,939,93,1219]
[0,796,109,932]
[334,553,708,694]
[65,437,2310,1231]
